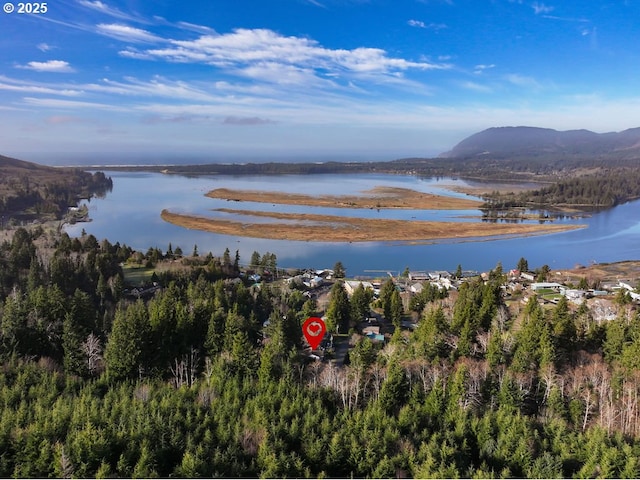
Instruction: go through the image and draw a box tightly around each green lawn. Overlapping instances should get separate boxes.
[122,265,155,286]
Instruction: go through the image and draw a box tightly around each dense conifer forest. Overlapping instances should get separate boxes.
[2,227,640,477]
[0,156,113,220]
[482,169,640,211]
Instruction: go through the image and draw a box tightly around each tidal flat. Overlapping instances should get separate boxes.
[161,185,582,242]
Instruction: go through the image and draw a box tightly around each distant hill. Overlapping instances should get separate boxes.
[0,154,112,219]
[0,154,60,172]
[441,126,640,159]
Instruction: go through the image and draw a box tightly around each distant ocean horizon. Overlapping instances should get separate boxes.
[14,151,436,167]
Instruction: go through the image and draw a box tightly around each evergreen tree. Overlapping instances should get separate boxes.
[378,360,408,413]
[379,278,396,321]
[250,251,261,270]
[230,331,257,376]
[350,283,372,323]
[389,288,403,328]
[105,301,151,380]
[415,306,448,359]
[325,282,350,334]
[516,257,529,273]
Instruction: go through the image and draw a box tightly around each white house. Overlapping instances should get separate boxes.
[531,282,563,291]
[344,280,374,296]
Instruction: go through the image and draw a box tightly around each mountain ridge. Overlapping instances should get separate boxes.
[441,126,640,159]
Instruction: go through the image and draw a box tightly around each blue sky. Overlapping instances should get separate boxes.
[1,0,640,164]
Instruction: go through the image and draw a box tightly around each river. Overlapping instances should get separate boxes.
[64,171,640,276]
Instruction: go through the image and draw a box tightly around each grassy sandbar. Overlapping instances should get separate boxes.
[206,186,481,210]
[161,209,584,243]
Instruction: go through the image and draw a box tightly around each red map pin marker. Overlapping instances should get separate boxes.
[303,316,326,350]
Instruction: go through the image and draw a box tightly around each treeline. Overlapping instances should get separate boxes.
[482,168,640,210]
[3,229,640,476]
[0,169,112,219]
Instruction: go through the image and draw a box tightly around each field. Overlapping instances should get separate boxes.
[122,265,155,286]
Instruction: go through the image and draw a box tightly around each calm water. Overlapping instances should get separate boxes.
[65,172,640,276]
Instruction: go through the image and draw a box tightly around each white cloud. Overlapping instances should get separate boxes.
[37,43,54,52]
[505,73,541,89]
[474,64,496,74]
[96,23,163,43]
[532,2,554,15]
[0,81,82,96]
[78,0,140,22]
[17,60,75,73]
[22,97,125,111]
[459,81,493,93]
[123,28,450,91]
[176,21,215,34]
[87,77,218,102]
[408,20,447,30]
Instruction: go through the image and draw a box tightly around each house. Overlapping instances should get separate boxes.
[362,325,380,336]
[365,332,385,343]
[315,269,334,278]
[435,277,453,290]
[344,280,374,296]
[410,283,424,294]
[521,272,536,282]
[311,276,324,288]
[530,282,563,291]
[561,288,587,303]
[408,271,430,281]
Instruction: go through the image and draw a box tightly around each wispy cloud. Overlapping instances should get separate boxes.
[119,27,450,90]
[459,81,493,93]
[0,77,82,96]
[16,60,75,73]
[541,14,589,23]
[223,116,277,126]
[89,77,218,102]
[96,23,163,43]
[408,19,447,30]
[77,0,141,22]
[474,64,495,74]
[505,73,541,90]
[36,43,54,52]
[532,2,554,15]
[176,21,215,34]
[22,97,126,111]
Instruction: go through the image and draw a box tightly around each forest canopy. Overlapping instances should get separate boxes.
[1,226,640,477]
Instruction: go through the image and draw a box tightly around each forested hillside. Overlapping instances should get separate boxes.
[0,155,112,220]
[482,168,640,211]
[1,228,640,477]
